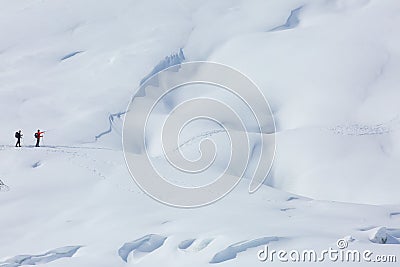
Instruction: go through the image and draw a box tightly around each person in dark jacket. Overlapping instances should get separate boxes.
[15,130,23,147]
[35,129,44,147]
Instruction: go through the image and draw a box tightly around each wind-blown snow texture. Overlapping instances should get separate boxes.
[1,0,400,266]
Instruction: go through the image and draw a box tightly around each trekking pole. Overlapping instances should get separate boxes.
[41,130,51,147]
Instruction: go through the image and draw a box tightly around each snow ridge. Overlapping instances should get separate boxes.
[139,48,185,86]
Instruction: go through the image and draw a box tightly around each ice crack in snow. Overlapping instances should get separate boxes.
[270,6,303,31]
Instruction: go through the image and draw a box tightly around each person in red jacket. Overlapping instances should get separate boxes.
[35,129,44,147]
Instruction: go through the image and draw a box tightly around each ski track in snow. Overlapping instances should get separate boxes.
[0,246,81,267]
[43,146,116,180]
[327,116,400,136]
[153,129,227,159]
[0,145,115,181]
[210,236,280,264]
[158,115,400,158]
[150,115,400,163]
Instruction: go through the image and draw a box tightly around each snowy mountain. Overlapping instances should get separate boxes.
[1,0,400,266]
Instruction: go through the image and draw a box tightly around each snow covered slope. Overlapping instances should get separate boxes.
[1,0,400,266]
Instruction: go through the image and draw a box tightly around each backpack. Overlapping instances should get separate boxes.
[15,132,19,138]
[34,133,38,138]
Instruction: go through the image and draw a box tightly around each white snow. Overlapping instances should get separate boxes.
[1,0,400,266]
